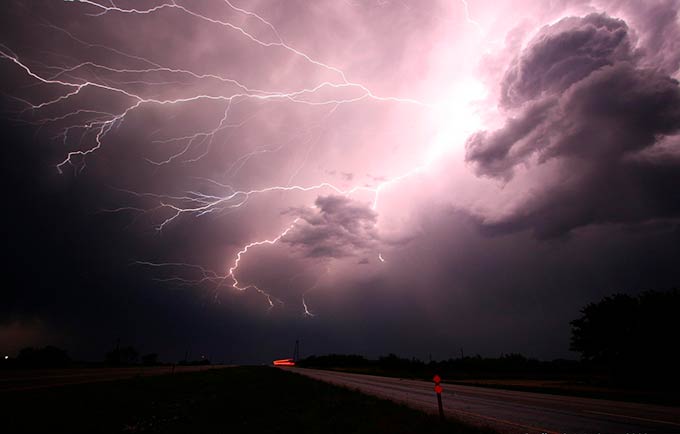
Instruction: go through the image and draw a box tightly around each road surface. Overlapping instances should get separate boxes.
[289,368,680,434]
[0,365,223,392]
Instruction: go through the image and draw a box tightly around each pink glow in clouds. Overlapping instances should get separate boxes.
[1,0,679,324]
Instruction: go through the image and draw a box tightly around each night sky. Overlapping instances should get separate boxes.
[2,0,679,364]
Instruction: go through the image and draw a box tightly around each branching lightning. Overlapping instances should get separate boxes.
[1,0,483,314]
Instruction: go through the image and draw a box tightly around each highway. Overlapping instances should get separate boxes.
[0,365,222,392]
[289,368,680,434]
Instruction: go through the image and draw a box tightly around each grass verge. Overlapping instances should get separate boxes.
[0,366,496,434]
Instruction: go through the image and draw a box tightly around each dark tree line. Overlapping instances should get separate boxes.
[570,289,680,386]
[300,289,680,389]
[16,346,71,368]
[2,345,165,368]
[298,353,580,380]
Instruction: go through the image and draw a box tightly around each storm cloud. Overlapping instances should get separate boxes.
[283,195,379,258]
[466,12,680,237]
[1,0,679,363]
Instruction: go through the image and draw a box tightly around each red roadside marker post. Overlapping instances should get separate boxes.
[433,374,445,421]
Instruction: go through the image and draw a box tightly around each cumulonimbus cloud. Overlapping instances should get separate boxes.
[465,12,680,238]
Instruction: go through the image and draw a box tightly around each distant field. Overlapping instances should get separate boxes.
[0,366,495,434]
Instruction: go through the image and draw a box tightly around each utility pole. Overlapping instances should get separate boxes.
[112,338,121,365]
[293,340,300,362]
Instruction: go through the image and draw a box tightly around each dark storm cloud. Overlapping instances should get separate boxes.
[500,13,634,108]
[464,97,554,179]
[614,0,680,74]
[282,195,379,258]
[466,12,680,237]
[3,0,680,366]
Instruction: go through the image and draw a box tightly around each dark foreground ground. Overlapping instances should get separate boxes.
[0,365,220,392]
[0,366,493,434]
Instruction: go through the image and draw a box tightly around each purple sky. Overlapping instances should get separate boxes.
[1,0,679,363]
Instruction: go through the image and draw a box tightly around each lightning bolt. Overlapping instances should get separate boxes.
[1,0,482,313]
[460,0,484,34]
[225,218,301,306]
[302,296,315,318]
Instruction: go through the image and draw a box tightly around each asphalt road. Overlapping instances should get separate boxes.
[0,365,222,392]
[289,368,680,434]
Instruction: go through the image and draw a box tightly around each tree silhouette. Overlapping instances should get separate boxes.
[571,289,680,385]
[570,294,639,363]
[142,353,159,366]
[105,346,139,366]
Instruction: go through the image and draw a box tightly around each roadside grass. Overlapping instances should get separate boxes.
[0,366,496,434]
